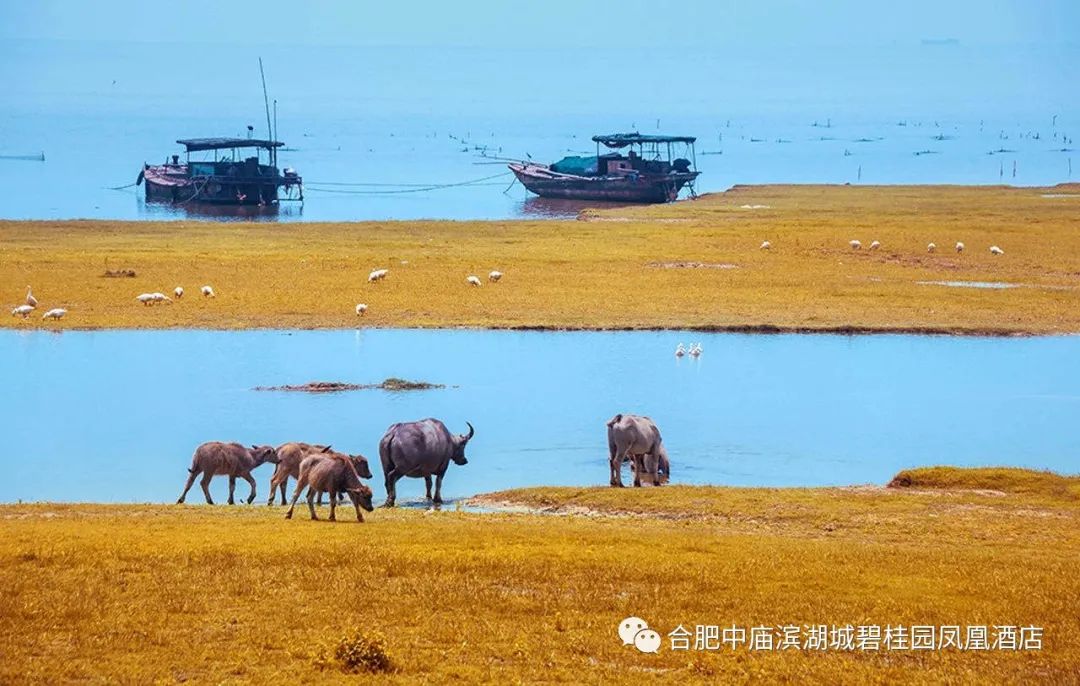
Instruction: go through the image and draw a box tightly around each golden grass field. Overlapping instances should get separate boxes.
[3,184,1080,333]
[2,468,1078,683]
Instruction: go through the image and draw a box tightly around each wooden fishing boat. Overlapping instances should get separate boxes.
[509,133,699,203]
[139,137,302,206]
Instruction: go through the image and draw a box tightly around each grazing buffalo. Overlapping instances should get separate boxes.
[606,414,670,487]
[177,442,278,505]
[285,453,374,522]
[267,442,373,506]
[378,418,474,506]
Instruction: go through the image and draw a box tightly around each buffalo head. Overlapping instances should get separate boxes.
[348,483,375,512]
[350,454,374,479]
[251,444,278,465]
[451,422,474,466]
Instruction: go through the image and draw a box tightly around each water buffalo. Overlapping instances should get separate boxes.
[606,414,670,487]
[266,442,373,506]
[177,442,278,505]
[284,453,374,522]
[379,418,473,506]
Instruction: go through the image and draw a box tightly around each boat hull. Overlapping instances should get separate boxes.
[509,163,698,203]
[141,165,296,206]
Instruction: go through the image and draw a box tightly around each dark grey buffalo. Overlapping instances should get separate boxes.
[284,453,375,522]
[177,442,278,505]
[606,414,670,487]
[378,419,474,506]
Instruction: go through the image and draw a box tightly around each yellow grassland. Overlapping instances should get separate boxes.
[3,184,1079,332]
[2,468,1078,683]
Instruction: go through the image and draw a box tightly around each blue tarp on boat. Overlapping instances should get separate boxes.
[550,155,599,175]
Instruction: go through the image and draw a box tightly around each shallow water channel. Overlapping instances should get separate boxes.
[4,329,1078,504]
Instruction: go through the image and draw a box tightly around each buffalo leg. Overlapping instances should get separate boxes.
[609,443,620,487]
[278,481,288,506]
[433,470,447,504]
[328,490,337,521]
[284,478,306,519]
[383,469,403,507]
[306,489,318,520]
[177,470,199,504]
[424,476,433,500]
[227,475,237,505]
[632,454,643,487]
[267,466,285,506]
[200,473,215,504]
[652,453,662,486]
[351,494,364,523]
[242,473,257,504]
[610,450,625,488]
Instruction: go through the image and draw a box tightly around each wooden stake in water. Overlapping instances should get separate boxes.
[1012,160,1017,178]
[857,165,862,181]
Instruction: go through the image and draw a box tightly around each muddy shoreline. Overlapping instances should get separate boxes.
[36,323,1066,336]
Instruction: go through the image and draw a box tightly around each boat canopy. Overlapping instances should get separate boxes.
[592,133,697,148]
[176,137,284,152]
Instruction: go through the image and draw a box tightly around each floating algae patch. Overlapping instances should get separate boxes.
[254,377,445,393]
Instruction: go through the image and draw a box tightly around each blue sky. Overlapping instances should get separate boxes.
[2,1,1076,48]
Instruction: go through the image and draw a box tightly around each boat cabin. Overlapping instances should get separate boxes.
[550,133,697,178]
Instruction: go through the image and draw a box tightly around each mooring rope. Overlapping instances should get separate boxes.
[104,171,514,198]
[305,171,512,195]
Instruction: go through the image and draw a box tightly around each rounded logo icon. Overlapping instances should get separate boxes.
[633,628,662,654]
[618,616,648,645]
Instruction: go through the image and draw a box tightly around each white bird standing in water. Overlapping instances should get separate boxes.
[675,343,686,358]
[689,343,703,357]
[42,308,67,320]
[355,303,368,316]
[201,285,215,298]
[25,286,37,308]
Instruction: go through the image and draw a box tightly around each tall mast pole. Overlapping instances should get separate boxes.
[259,57,273,165]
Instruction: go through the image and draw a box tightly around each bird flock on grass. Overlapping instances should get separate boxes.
[753,238,1004,256]
[355,267,505,317]
[11,233,1011,327]
[9,282,219,323]
[9,285,66,321]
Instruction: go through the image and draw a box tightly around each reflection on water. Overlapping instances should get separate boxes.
[4,329,1079,504]
[517,196,638,219]
[140,199,304,222]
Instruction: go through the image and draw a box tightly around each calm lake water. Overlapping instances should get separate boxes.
[4,329,1078,504]
[1,40,1077,221]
